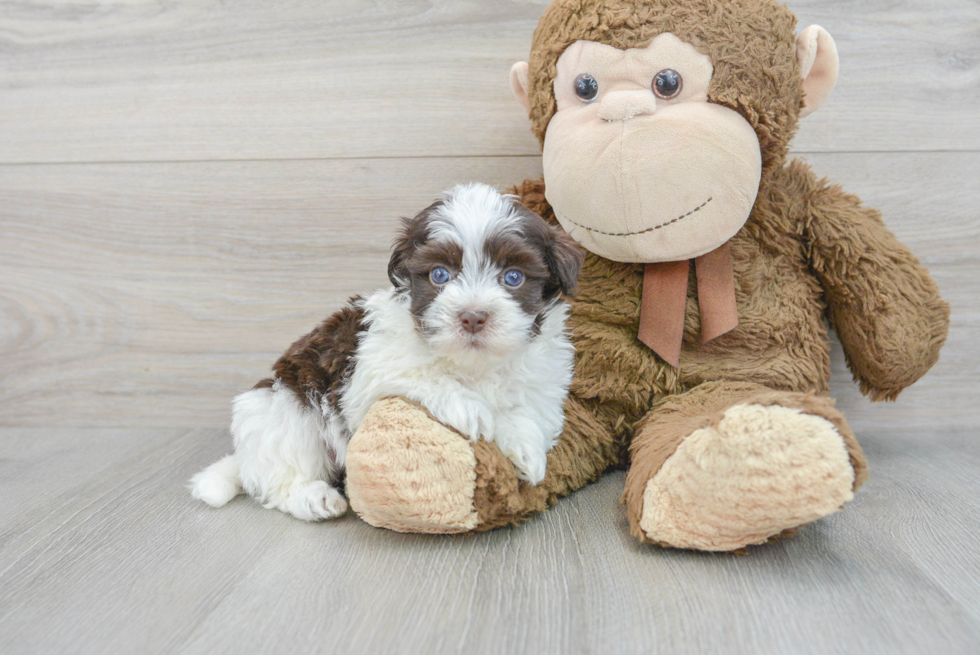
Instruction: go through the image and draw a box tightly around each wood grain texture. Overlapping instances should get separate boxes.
[0,427,978,655]
[1,153,976,430]
[1,0,977,164]
[1,1,978,651]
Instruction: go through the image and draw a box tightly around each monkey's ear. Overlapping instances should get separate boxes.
[796,25,839,118]
[510,62,531,114]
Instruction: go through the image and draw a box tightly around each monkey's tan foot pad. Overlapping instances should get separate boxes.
[346,397,480,534]
[640,403,856,552]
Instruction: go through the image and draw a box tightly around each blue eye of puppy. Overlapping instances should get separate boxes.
[502,270,524,288]
[429,267,451,285]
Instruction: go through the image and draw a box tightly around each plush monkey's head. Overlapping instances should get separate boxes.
[510,0,838,263]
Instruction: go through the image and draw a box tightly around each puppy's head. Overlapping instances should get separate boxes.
[388,183,583,362]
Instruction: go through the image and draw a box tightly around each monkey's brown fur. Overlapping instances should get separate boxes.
[465,0,949,537]
[346,0,950,548]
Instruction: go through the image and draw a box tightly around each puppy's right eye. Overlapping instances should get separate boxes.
[429,267,452,285]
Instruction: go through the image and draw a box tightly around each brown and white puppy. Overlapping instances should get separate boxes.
[190,184,584,521]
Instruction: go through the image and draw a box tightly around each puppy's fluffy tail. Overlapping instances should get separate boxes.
[190,454,243,507]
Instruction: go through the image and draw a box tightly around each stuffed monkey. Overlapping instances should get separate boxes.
[343,0,949,551]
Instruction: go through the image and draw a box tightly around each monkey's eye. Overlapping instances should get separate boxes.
[430,267,452,285]
[574,73,599,102]
[652,69,683,100]
[501,270,524,288]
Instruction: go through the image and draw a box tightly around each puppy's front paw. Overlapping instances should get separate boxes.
[493,415,553,485]
[285,481,348,521]
[425,395,494,442]
[502,442,548,486]
[470,403,495,442]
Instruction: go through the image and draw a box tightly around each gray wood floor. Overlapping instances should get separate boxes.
[2,0,979,653]
[1,427,979,654]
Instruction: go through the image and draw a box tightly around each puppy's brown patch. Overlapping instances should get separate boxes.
[488,208,585,322]
[388,201,440,288]
[405,241,464,330]
[270,297,366,418]
[483,232,553,319]
[513,207,585,298]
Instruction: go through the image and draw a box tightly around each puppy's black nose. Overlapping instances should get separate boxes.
[460,310,488,334]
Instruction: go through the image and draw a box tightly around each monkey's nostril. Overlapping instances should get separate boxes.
[459,310,488,334]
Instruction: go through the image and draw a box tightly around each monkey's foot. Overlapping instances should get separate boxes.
[346,397,481,533]
[638,402,858,552]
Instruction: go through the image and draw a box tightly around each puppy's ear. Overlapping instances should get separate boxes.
[544,225,585,297]
[388,203,435,288]
[518,205,585,297]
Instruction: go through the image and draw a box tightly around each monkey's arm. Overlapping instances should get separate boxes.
[796,161,950,401]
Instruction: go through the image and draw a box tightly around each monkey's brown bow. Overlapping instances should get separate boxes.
[637,242,738,367]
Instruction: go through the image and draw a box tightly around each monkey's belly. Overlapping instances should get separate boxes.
[567,272,831,413]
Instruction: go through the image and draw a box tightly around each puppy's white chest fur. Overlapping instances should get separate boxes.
[341,288,574,483]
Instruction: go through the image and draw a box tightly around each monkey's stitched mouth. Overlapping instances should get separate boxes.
[559,197,712,237]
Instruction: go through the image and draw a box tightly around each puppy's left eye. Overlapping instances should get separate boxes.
[430,267,452,285]
[502,270,524,288]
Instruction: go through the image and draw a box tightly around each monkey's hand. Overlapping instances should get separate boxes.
[798,162,950,400]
